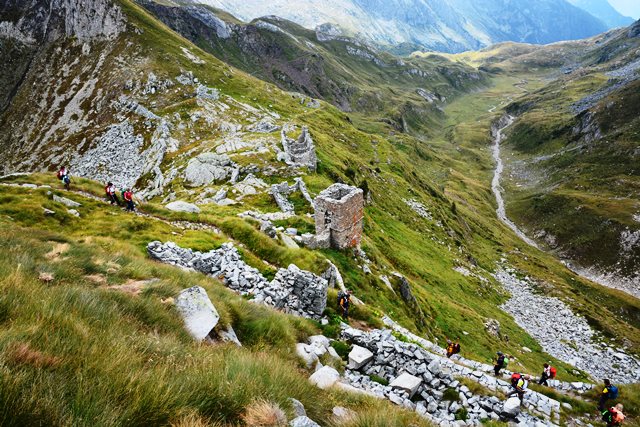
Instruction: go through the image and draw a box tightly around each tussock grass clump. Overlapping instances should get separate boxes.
[241,400,287,427]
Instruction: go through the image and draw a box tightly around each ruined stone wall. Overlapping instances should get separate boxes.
[314,183,364,249]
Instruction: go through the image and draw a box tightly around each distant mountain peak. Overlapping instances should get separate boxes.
[190,0,608,53]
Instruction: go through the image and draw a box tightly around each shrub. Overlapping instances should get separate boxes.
[330,341,352,360]
[442,387,460,402]
[370,375,389,386]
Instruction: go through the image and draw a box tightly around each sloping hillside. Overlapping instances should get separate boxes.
[1,1,640,425]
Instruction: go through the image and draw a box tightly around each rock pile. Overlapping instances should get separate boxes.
[147,241,327,319]
[340,325,559,425]
[495,266,640,384]
[269,178,314,215]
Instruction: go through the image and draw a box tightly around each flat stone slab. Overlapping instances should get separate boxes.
[348,345,374,369]
[165,201,201,213]
[175,286,219,340]
[389,372,422,398]
[53,194,81,208]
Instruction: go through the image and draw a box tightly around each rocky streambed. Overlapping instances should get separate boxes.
[495,265,640,384]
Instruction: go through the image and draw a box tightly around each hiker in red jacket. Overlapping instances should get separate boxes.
[123,188,135,212]
[602,403,625,427]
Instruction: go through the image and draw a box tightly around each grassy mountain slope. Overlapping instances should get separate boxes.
[464,22,640,288]
[0,0,640,424]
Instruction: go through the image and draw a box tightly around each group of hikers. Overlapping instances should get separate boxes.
[55,166,136,212]
[497,352,626,425]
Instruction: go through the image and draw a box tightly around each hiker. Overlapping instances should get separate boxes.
[57,166,70,190]
[539,363,551,386]
[446,337,461,358]
[56,166,68,181]
[123,188,135,212]
[507,373,530,404]
[338,289,351,319]
[105,182,120,205]
[494,351,507,376]
[602,403,625,427]
[598,379,619,411]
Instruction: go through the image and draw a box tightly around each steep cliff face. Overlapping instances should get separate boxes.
[0,0,125,43]
[0,0,126,112]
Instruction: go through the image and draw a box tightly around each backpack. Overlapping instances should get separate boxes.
[612,408,625,424]
[105,185,110,195]
[63,175,70,184]
[497,355,505,365]
[511,373,521,387]
[337,291,347,306]
[549,366,557,379]
[503,356,509,367]
[609,385,619,399]
[453,343,461,354]
[57,170,64,180]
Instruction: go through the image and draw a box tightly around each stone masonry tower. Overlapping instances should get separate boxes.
[314,183,364,249]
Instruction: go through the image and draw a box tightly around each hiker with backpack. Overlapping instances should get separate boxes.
[57,166,70,190]
[538,363,556,386]
[602,403,625,427]
[507,373,530,404]
[105,182,120,205]
[446,337,461,358]
[494,351,508,376]
[598,379,619,411]
[338,289,351,319]
[123,188,135,212]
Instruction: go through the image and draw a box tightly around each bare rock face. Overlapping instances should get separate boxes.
[281,126,317,171]
[0,0,125,45]
[314,183,364,250]
[184,153,235,187]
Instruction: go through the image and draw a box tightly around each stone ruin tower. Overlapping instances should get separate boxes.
[281,126,317,171]
[314,183,364,249]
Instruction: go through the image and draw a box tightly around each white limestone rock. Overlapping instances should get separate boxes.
[174,286,220,341]
[348,345,374,370]
[165,201,201,214]
[390,372,422,398]
[309,366,340,390]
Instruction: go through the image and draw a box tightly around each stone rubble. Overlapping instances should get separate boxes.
[269,178,314,215]
[495,266,640,384]
[147,241,327,319]
[339,325,560,426]
[403,198,433,220]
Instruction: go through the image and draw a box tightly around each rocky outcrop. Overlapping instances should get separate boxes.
[147,241,327,319]
[0,0,125,45]
[184,153,236,187]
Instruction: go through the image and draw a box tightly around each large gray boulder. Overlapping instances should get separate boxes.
[174,286,220,340]
[309,366,340,390]
[389,372,422,398]
[296,343,319,368]
[501,397,521,418]
[165,200,201,213]
[347,345,373,369]
[184,153,234,186]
